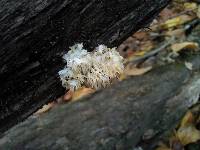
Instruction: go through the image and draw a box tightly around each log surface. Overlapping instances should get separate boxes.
[0,0,170,132]
[0,54,200,150]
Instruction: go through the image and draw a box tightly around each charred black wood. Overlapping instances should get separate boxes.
[0,0,171,132]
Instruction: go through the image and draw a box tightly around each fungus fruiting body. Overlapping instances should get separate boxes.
[58,43,124,91]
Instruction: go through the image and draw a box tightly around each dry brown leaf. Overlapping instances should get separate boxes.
[72,87,95,101]
[165,29,185,38]
[176,125,200,145]
[124,65,152,76]
[179,14,194,23]
[63,90,73,102]
[126,48,153,62]
[34,102,56,115]
[133,31,148,40]
[156,147,171,150]
[159,8,176,22]
[170,137,184,150]
[171,42,199,52]
[180,111,195,127]
[156,143,172,150]
[173,110,200,146]
[140,41,154,52]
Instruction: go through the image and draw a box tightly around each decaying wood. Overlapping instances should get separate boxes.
[0,0,171,132]
[0,53,200,150]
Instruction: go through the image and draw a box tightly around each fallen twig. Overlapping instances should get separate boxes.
[127,37,174,65]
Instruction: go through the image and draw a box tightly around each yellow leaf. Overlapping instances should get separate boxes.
[184,2,197,10]
[133,51,146,56]
[180,111,195,127]
[197,5,200,18]
[72,87,95,101]
[119,73,127,81]
[176,125,200,145]
[171,42,199,52]
[161,15,194,29]
[161,17,182,29]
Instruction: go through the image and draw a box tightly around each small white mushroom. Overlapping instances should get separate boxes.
[58,43,124,91]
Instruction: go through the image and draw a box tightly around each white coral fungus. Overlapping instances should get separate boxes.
[58,43,124,91]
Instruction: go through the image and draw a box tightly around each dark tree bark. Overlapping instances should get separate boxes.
[0,54,200,150]
[0,0,171,132]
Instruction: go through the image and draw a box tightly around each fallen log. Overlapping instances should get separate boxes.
[0,53,200,150]
[0,0,171,132]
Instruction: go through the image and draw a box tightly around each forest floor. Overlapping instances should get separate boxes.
[34,1,200,150]
[118,1,200,150]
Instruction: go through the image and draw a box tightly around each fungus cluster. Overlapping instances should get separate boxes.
[58,43,124,91]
